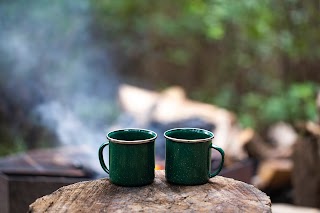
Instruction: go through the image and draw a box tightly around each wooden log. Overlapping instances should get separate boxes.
[292,121,320,208]
[253,159,293,190]
[29,170,271,213]
[243,130,291,160]
[151,87,237,152]
[117,84,160,127]
[118,84,248,164]
[267,122,297,150]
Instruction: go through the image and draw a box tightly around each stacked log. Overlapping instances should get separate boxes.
[118,85,297,187]
[116,84,320,209]
[118,84,248,166]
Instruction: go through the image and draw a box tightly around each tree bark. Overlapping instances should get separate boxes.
[29,170,271,213]
[293,122,320,208]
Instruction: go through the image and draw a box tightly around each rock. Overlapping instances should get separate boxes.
[29,170,271,213]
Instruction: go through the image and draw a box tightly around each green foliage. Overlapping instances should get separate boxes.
[236,83,317,129]
[0,127,27,156]
[92,0,320,62]
[91,0,320,129]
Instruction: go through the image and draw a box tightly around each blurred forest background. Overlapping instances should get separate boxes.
[0,0,319,156]
[92,0,320,127]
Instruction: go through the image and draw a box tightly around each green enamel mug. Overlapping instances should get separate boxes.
[164,128,224,185]
[98,128,157,187]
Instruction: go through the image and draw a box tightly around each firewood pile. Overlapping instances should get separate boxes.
[115,85,246,166]
[116,84,320,209]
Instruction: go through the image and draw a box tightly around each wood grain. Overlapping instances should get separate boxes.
[29,171,271,213]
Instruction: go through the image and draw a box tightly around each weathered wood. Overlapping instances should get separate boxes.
[29,170,271,213]
[293,121,320,208]
[0,147,98,178]
[243,129,294,161]
[253,159,293,190]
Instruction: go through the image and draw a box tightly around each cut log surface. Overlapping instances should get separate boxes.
[29,171,271,213]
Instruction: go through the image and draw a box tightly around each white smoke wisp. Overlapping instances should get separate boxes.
[36,101,103,147]
[0,0,119,174]
[35,101,106,173]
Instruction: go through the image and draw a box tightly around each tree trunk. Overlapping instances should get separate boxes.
[293,122,320,208]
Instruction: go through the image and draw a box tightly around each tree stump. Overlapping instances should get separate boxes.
[29,171,271,213]
[293,122,320,208]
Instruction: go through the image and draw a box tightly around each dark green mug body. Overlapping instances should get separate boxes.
[98,129,157,187]
[164,128,224,185]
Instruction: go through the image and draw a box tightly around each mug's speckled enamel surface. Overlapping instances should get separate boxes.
[99,128,157,187]
[164,128,224,185]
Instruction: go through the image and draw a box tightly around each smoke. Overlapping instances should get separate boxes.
[0,0,120,172]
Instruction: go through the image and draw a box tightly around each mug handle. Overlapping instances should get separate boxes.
[98,142,109,174]
[209,144,225,178]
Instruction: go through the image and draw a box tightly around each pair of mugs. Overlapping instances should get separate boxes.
[98,128,224,187]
